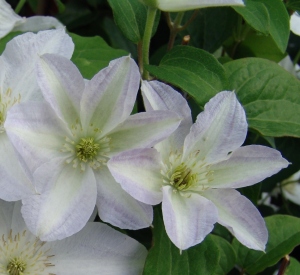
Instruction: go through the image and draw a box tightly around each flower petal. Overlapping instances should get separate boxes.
[154,0,244,12]
[0,134,34,201]
[162,185,218,250]
[108,148,163,205]
[203,189,268,251]
[291,12,300,36]
[13,16,63,32]
[1,29,74,101]
[95,167,153,229]
[141,80,192,159]
[81,56,140,135]
[183,91,247,164]
[0,0,25,39]
[36,54,84,124]
[21,164,97,241]
[209,145,289,189]
[5,101,69,173]
[107,110,180,155]
[48,222,147,275]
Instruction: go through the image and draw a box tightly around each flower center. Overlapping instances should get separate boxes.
[0,88,21,133]
[61,123,111,171]
[0,229,55,275]
[161,151,213,192]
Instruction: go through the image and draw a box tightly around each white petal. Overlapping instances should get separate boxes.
[21,164,97,241]
[108,148,163,205]
[209,145,289,189]
[0,133,34,201]
[36,54,83,125]
[0,0,25,38]
[107,110,180,155]
[0,199,15,236]
[183,91,247,164]
[95,167,153,229]
[48,222,147,275]
[281,170,300,205]
[13,16,63,32]
[149,0,244,12]
[5,102,69,173]
[162,185,218,250]
[81,56,140,135]
[278,55,298,76]
[203,189,268,251]
[142,80,192,159]
[1,29,74,102]
[291,12,300,36]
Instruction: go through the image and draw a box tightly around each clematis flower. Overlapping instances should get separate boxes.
[139,0,244,12]
[5,55,180,241]
[280,170,300,206]
[0,29,74,201]
[108,81,289,251]
[0,0,63,39]
[290,12,300,36]
[0,199,147,275]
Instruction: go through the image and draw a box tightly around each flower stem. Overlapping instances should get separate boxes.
[277,255,290,275]
[15,0,26,14]
[142,7,157,80]
[167,12,184,51]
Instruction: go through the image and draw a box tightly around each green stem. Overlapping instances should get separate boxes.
[167,12,185,51]
[15,0,27,14]
[142,7,157,80]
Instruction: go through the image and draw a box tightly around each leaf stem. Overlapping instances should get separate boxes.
[142,7,157,80]
[15,0,26,14]
[277,255,290,275]
[167,12,184,51]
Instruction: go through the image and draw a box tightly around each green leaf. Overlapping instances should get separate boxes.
[0,32,22,55]
[286,0,300,11]
[233,215,300,274]
[286,257,300,275]
[210,235,237,275]
[54,0,66,13]
[146,46,228,107]
[224,58,300,137]
[70,33,128,79]
[143,207,220,275]
[107,0,160,43]
[234,0,289,53]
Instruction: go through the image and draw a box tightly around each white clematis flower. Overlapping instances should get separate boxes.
[290,12,300,36]
[108,81,289,251]
[139,0,244,12]
[5,54,180,241]
[0,29,74,201]
[280,170,300,205]
[0,0,63,39]
[0,199,147,275]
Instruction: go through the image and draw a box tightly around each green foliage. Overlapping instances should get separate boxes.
[224,58,300,137]
[107,0,160,44]
[286,0,300,12]
[233,215,300,274]
[146,46,227,107]
[143,207,220,275]
[70,33,128,79]
[234,0,290,53]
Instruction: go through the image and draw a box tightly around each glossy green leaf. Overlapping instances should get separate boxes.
[146,46,228,107]
[211,235,236,275]
[107,0,160,43]
[233,215,300,274]
[143,207,220,275]
[70,33,128,79]
[234,0,289,53]
[285,257,300,275]
[224,58,300,137]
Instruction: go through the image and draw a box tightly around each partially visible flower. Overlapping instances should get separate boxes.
[0,199,147,275]
[108,81,289,251]
[278,55,300,80]
[5,55,180,241]
[280,170,300,205]
[0,0,63,39]
[290,12,300,36]
[139,0,244,12]
[0,29,74,201]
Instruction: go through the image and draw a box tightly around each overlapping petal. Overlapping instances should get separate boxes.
[162,185,218,250]
[21,164,97,241]
[209,145,289,189]
[81,56,140,134]
[95,167,153,229]
[108,148,163,205]
[13,16,63,32]
[183,91,247,164]
[203,189,268,251]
